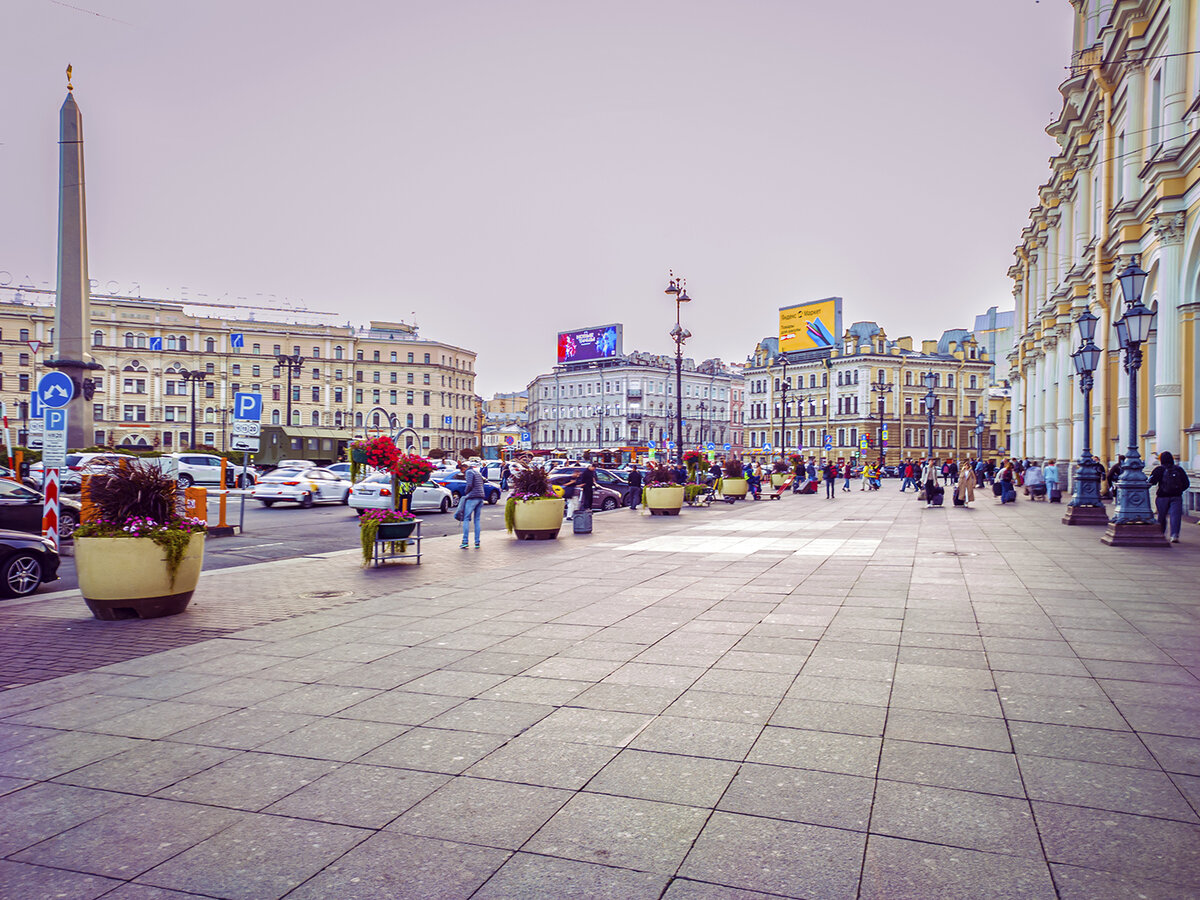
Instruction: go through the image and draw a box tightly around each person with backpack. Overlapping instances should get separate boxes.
[823,460,837,499]
[1148,451,1191,543]
[457,461,486,549]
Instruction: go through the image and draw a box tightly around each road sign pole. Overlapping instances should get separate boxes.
[239,451,249,533]
[42,468,60,551]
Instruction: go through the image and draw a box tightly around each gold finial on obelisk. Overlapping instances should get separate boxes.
[66,64,73,91]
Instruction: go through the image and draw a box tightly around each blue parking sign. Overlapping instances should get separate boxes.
[233,392,263,421]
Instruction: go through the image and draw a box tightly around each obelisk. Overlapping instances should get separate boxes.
[48,65,100,450]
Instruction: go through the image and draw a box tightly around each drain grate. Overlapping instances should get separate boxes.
[300,590,354,600]
[932,550,977,557]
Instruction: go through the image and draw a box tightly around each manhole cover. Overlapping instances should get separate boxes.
[932,551,977,557]
[300,590,354,600]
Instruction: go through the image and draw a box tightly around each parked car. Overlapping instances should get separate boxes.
[163,453,258,488]
[0,480,81,539]
[28,453,134,492]
[549,466,636,504]
[0,530,60,598]
[252,467,352,508]
[272,459,318,471]
[348,473,454,515]
[547,473,623,511]
[429,470,502,504]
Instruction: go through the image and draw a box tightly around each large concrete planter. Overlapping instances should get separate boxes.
[646,485,685,516]
[721,477,749,499]
[770,473,787,488]
[76,534,205,620]
[512,498,563,540]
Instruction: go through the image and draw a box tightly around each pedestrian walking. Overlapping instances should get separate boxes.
[747,464,762,500]
[578,462,596,511]
[842,461,852,491]
[999,461,1017,504]
[921,457,939,507]
[1025,460,1046,500]
[1148,451,1191,543]
[1044,459,1060,502]
[823,461,837,499]
[626,464,643,511]
[955,459,976,507]
[499,462,510,492]
[457,461,485,549]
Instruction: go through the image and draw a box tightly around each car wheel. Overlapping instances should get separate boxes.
[341,489,350,505]
[0,552,43,598]
[59,510,80,540]
[177,474,194,488]
[299,492,315,509]
[356,508,365,517]
[260,500,275,507]
[601,497,618,511]
[450,493,461,508]
[486,490,499,505]
[440,497,450,514]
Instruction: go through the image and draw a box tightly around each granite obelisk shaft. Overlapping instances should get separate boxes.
[51,88,97,450]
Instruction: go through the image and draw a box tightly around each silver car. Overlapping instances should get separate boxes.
[348,473,454,515]
[252,467,352,508]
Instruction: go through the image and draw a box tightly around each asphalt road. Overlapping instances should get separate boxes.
[48,491,512,595]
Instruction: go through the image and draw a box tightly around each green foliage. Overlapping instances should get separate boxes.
[510,465,555,498]
[684,484,707,502]
[504,496,517,533]
[84,459,178,526]
[644,463,674,485]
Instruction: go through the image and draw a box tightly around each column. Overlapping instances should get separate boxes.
[1164,0,1189,153]
[1075,170,1091,260]
[1059,196,1075,280]
[1123,62,1145,202]
[1115,303,1130,456]
[1056,332,1073,471]
[1045,339,1059,460]
[1153,211,1185,455]
[1047,218,1061,298]
[1011,372,1024,457]
[1031,353,1044,458]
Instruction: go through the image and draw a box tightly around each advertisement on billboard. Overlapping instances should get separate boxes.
[779,298,841,353]
[557,324,623,364]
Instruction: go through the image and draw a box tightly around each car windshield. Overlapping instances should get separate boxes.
[266,468,306,479]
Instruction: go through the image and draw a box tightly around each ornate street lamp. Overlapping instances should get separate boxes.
[664,271,691,467]
[871,378,892,462]
[1103,256,1166,546]
[768,354,789,462]
[180,370,208,448]
[923,370,937,459]
[276,352,305,427]
[1063,308,1107,525]
[974,411,987,451]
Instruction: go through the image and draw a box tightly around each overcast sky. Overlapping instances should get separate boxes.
[2,1,1073,395]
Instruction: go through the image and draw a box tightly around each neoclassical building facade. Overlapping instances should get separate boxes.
[1010,0,1200,481]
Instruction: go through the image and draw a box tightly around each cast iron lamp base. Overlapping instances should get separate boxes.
[1101,521,1171,547]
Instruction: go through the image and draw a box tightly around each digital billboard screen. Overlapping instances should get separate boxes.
[779,299,841,353]
[557,324,623,364]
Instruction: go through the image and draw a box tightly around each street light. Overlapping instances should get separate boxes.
[664,271,691,467]
[1064,308,1107,525]
[1103,256,1164,546]
[181,370,208,448]
[276,352,305,427]
[871,378,893,463]
[923,370,937,460]
[217,406,235,452]
[769,355,789,462]
[974,411,987,451]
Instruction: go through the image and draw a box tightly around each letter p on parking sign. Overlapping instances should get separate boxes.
[233,392,263,421]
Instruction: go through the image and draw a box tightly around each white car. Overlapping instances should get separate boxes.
[166,453,258,489]
[252,467,352,508]
[348,473,454,515]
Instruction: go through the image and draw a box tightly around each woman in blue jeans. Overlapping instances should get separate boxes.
[458,462,485,548]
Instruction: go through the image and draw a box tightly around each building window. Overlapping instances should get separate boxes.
[311,387,320,402]
[335,346,343,360]
[19,329,29,341]
[423,391,431,405]
[424,353,431,364]
[92,330,103,346]
[252,343,261,354]
[18,374,29,391]
[312,347,320,358]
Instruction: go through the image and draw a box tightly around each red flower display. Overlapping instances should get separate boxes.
[393,453,433,485]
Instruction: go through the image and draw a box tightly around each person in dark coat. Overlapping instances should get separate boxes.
[626,465,643,511]
[1148,451,1191,543]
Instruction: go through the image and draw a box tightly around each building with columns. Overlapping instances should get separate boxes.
[0,288,478,459]
[742,323,995,465]
[525,351,739,457]
[1009,0,1199,488]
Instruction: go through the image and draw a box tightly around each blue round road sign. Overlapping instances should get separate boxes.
[37,372,75,409]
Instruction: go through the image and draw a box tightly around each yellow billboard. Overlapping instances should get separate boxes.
[779,299,840,353]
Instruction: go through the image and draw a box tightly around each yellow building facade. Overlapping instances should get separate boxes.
[0,290,478,459]
[1011,0,1200,486]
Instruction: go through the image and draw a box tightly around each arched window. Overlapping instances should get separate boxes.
[206,338,215,353]
[178,336,187,351]
[406,413,414,427]
[167,336,178,350]
[311,411,320,426]
[122,360,148,373]
[291,409,300,425]
[809,374,816,388]
[124,332,135,348]
[354,412,363,428]
[334,412,342,427]
[92,330,104,347]
[204,407,215,424]
[906,371,913,386]
[422,414,430,428]
[969,375,977,389]
[271,409,281,424]
[335,346,344,360]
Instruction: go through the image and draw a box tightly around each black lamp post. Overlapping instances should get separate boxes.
[769,354,789,462]
[1063,309,1108,525]
[974,411,987,453]
[923,371,937,460]
[181,370,208,448]
[1103,256,1165,545]
[217,406,235,452]
[664,271,691,467]
[871,379,892,463]
[276,352,305,427]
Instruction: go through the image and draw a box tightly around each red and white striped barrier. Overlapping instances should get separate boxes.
[42,468,60,552]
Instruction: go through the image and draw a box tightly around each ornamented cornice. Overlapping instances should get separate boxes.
[1153,212,1186,246]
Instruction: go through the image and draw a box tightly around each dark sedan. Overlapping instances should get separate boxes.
[549,467,639,504]
[0,480,81,539]
[547,473,623,511]
[0,529,60,598]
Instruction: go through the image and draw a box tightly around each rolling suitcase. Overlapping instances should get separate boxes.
[1050,488,1062,503]
[930,487,945,507]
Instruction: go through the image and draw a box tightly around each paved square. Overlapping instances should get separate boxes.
[1,485,1198,897]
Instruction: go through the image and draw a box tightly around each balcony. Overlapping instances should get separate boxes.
[627,411,643,421]
[627,388,643,400]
